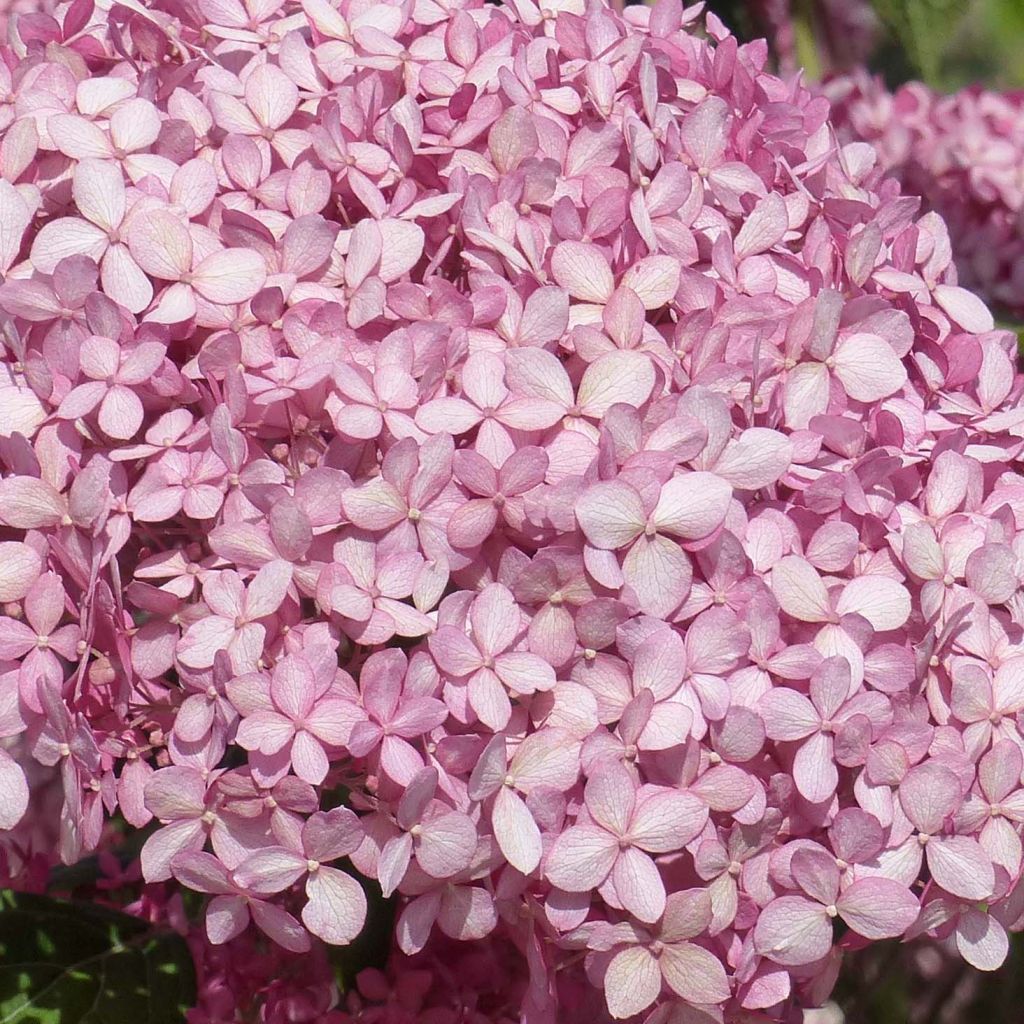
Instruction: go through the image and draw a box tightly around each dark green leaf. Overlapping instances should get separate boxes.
[0,890,195,1023]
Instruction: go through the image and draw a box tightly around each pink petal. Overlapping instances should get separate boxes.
[577,351,656,417]
[31,217,107,272]
[0,749,28,829]
[128,210,193,280]
[652,471,732,539]
[603,946,661,1019]
[575,481,645,550]
[437,885,496,941]
[140,820,205,882]
[550,241,613,303]
[177,616,236,670]
[303,864,367,945]
[836,877,919,939]
[99,385,144,439]
[206,895,249,944]
[612,845,666,923]
[833,332,908,402]
[620,255,679,309]
[630,790,708,852]
[753,896,830,966]
[250,899,312,953]
[192,248,267,304]
[416,812,476,878]
[956,909,1009,971]
[660,942,731,1005]
[771,556,831,623]
[291,730,329,784]
[713,429,793,490]
[926,836,995,901]
[733,192,787,260]
[932,284,994,334]
[793,731,838,804]
[492,785,542,875]
[234,847,308,894]
[73,158,125,233]
[545,825,619,891]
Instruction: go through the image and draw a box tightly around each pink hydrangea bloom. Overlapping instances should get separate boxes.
[1,0,1024,1021]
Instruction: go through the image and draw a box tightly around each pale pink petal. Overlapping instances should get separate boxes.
[793,731,838,804]
[250,899,312,953]
[128,210,193,281]
[377,219,425,282]
[177,615,235,669]
[620,255,679,309]
[956,910,1009,971]
[660,942,731,1005]
[206,895,249,944]
[140,820,205,882]
[303,865,367,945]
[550,241,613,303]
[234,847,308,894]
[436,885,496,941]
[652,472,732,539]
[585,764,636,835]
[192,248,267,304]
[577,351,656,418]
[378,833,413,898]
[416,812,477,879]
[612,845,666,923]
[110,99,161,152]
[98,385,144,439]
[832,332,908,402]
[245,559,293,618]
[575,481,645,550]
[0,749,28,829]
[630,790,708,852]
[733,192,787,260]
[759,688,820,741]
[101,244,153,313]
[31,218,107,272]
[932,284,994,334]
[603,946,661,1020]
[926,836,995,901]
[753,896,830,966]
[492,785,542,874]
[292,730,329,784]
[713,429,793,490]
[836,878,919,939]
[73,159,125,233]
[545,825,619,891]
[467,667,512,731]
[835,575,911,632]
[469,583,519,657]
[245,64,299,130]
[396,892,441,955]
[771,556,831,623]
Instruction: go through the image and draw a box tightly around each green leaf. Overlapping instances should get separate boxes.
[0,890,195,1023]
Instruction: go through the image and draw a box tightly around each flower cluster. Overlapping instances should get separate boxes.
[828,71,1024,317]
[1,0,1024,1021]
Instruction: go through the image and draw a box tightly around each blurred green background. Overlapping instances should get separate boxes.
[707,0,1024,90]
